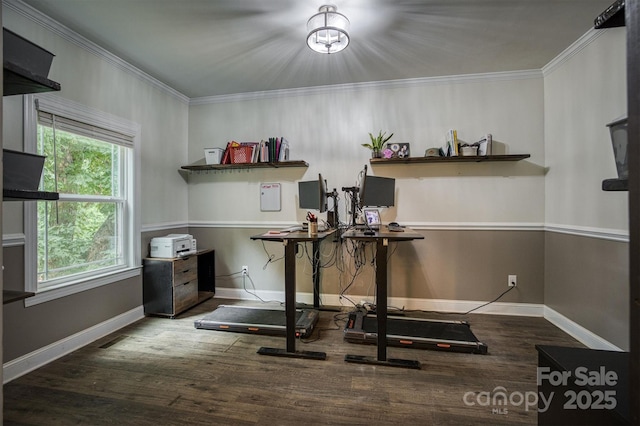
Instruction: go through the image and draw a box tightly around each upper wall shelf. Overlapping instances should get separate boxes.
[594,0,625,29]
[369,154,530,165]
[3,290,35,305]
[3,188,59,201]
[3,28,61,96]
[602,178,628,191]
[3,61,61,96]
[181,160,309,172]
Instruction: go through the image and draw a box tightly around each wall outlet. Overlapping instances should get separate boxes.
[242,265,248,276]
[508,274,517,287]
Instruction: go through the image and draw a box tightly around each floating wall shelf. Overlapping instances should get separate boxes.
[181,160,309,172]
[369,154,530,165]
[3,290,35,305]
[4,61,61,96]
[602,178,628,191]
[3,188,59,201]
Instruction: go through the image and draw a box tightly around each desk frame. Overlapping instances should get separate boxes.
[342,227,424,369]
[250,230,334,360]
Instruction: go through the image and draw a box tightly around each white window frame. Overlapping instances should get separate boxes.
[23,94,141,306]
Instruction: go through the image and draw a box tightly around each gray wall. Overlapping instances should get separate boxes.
[3,244,141,361]
[190,227,544,305]
[545,233,628,349]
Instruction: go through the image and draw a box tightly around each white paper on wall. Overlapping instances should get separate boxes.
[260,182,281,211]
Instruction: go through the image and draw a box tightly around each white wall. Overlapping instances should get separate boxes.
[544,28,628,233]
[187,74,545,227]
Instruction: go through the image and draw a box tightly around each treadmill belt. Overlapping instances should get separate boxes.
[344,311,488,354]
[194,305,319,338]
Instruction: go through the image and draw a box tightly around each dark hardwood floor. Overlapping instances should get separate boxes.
[3,298,584,425]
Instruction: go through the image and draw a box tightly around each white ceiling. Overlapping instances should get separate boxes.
[19,0,615,99]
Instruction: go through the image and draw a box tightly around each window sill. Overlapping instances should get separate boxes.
[24,266,142,307]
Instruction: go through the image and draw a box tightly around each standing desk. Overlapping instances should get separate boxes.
[250,229,335,360]
[342,226,424,369]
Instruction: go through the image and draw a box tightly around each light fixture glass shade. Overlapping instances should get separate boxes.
[306,5,350,54]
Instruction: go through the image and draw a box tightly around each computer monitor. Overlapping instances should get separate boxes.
[298,173,327,213]
[359,175,395,208]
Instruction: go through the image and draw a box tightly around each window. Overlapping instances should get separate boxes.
[24,95,141,305]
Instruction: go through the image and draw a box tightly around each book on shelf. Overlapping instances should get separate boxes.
[278,138,290,161]
[449,129,459,156]
[219,137,292,164]
[440,129,459,156]
[475,134,492,156]
[221,141,233,164]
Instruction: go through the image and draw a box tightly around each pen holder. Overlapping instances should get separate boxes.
[309,220,318,236]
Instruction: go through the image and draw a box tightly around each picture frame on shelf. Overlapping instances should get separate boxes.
[384,143,410,159]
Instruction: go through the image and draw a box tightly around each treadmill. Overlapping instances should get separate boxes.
[194,305,319,338]
[343,311,488,354]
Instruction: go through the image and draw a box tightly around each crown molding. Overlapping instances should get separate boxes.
[3,0,190,104]
[542,28,608,77]
[189,69,543,106]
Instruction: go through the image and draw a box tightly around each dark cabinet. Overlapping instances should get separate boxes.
[536,345,629,425]
[143,249,215,318]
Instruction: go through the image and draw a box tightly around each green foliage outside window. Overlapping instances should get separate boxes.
[37,126,124,284]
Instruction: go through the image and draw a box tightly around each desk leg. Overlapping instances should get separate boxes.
[258,240,326,360]
[375,239,388,362]
[312,240,320,309]
[284,239,296,352]
[344,238,420,369]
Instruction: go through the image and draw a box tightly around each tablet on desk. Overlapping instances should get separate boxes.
[363,208,381,230]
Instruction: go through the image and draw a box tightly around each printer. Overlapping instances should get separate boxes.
[150,234,197,258]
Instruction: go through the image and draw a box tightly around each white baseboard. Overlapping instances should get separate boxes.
[3,306,145,384]
[214,287,544,316]
[543,306,623,351]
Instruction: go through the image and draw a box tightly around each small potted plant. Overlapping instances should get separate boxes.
[362,131,394,158]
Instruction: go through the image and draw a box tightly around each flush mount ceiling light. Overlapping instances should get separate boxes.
[306,4,350,54]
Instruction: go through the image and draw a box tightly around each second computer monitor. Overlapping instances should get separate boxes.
[298,174,327,213]
[360,175,395,208]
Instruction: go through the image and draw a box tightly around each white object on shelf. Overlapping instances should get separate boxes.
[204,148,224,164]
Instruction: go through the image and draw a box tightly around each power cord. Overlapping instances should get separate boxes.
[461,285,515,315]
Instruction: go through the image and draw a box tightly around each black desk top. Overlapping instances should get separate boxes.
[251,228,336,242]
[341,226,424,241]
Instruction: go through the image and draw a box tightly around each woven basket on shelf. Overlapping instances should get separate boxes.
[230,146,253,164]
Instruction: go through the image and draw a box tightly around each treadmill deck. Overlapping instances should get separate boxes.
[344,311,488,354]
[194,305,319,338]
